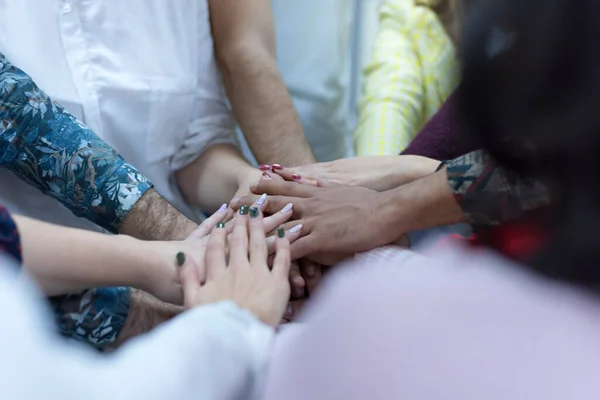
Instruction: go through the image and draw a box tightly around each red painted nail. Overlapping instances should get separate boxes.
[272,164,283,170]
[292,173,302,180]
[262,172,271,178]
[259,164,271,171]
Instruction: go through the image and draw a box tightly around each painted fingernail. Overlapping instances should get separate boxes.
[289,224,302,233]
[216,222,225,228]
[259,164,271,171]
[240,205,249,215]
[249,207,259,218]
[292,174,302,180]
[280,203,293,214]
[277,227,285,238]
[262,172,272,179]
[255,193,267,205]
[176,252,186,267]
[272,164,283,170]
[217,203,227,213]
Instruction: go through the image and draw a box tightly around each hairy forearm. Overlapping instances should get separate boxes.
[219,51,314,166]
[176,144,256,213]
[110,289,183,349]
[120,188,197,240]
[15,215,178,297]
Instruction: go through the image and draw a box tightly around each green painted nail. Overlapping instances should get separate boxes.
[239,205,249,215]
[176,252,186,267]
[277,227,285,238]
[249,207,259,218]
[216,222,225,228]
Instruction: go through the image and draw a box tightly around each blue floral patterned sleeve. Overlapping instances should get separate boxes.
[0,52,152,232]
[0,52,151,351]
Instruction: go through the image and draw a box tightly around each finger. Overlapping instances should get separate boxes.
[272,228,292,281]
[205,223,228,280]
[272,168,319,187]
[186,203,228,240]
[248,207,268,268]
[289,261,305,298]
[179,255,200,308]
[261,170,286,183]
[232,195,295,216]
[249,179,316,198]
[289,235,315,261]
[266,223,303,254]
[263,202,294,232]
[316,178,341,188]
[300,259,323,297]
[229,207,250,267]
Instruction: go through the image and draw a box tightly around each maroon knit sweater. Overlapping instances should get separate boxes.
[401,90,477,160]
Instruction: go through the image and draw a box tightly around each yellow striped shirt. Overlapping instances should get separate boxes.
[354,0,460,156]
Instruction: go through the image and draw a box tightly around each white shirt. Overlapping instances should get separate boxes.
[0,257,273,400]
[0,0,236,230]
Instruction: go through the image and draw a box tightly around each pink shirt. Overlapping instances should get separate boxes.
[265,245,600,400]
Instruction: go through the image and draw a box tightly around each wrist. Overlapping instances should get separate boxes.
[386,156,440,189]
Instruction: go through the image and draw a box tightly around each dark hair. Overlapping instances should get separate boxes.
[458,0,600,285]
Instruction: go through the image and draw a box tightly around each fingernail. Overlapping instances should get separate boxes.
[218,203,227,213]
[240,205,249,215]
[280,203,293,214]
[292,174,302,180]
[216,222,225,228]
[277,227,285,238]
[289,224,302,234]
[272,164,283,170]
[176,252,186,267]
[249,207,259,218]
[230,198,239,206]
[255,193,267,205]
[304,264,316,278]
[262,172,272,179]
[259,164,271,171]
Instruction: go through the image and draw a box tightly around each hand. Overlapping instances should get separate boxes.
[180,206,291,327]
[147,197,301,305]
[260,156,439,192]
[232,180,403,265]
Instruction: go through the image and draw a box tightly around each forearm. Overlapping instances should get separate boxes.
[176,144,256,213]
[219,51,313,166]
[110,288,183,348]
[120,188,197,240]
[0,52,153,233]
[378,167,466,239]
[14,215,176,297]
[209,0,314,166]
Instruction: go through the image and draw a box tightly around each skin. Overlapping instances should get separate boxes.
[233,168,465,265]
[208,0,316,166]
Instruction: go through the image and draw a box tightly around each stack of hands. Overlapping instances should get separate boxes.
[147,155,438,325]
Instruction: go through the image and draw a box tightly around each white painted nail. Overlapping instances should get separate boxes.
[218,203,228,213]
[280,203,293,214]
[255,193,267,205]
[289,224,302,233]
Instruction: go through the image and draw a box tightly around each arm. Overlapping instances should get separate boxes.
[0,52,196,241]
[176,144,260,214]
[354,1,426,156]
[379,150,550,236]
[354,0,458,156]
[208,0,315,166]
[14,215,183,298]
